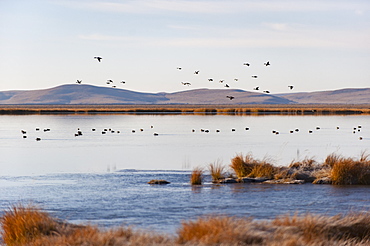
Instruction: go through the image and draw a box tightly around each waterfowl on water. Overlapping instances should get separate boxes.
[264,61,270,66]
[226,95,235,100]
[76,80,82,84]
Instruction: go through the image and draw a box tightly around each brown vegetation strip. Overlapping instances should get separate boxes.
[0,104,370,115]
[2,204,370,245]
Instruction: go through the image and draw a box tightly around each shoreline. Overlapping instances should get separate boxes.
[0,104,370,115]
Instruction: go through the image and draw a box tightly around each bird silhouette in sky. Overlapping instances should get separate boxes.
[288,85,294,90]
[94,57,102,62]
[76,80,82,84]
[264,61,270,66]
[226,96,235,100]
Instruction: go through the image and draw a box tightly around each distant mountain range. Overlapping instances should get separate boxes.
[0,84,369,105]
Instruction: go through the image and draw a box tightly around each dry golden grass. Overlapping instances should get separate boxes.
[248,161,277,179]
[190,167,204,185]
[331,158,370,185]
[0,204,59,246]
[208,160,226,182]
[229,153,259,178]
[2,204,370,246]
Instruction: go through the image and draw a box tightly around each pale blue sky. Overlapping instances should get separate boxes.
[0,0,369,93]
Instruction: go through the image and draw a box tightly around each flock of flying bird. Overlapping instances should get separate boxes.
[75,56,126,88]
[176,60,294,101]
[75,57,294,101]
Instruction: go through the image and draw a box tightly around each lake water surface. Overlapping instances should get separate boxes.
[0,114,369,233]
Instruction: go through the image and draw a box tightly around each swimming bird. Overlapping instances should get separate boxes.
[264,61,270,66]
[263,90,270,93]
[288,85,294,90]
[208,78,213,82]
[121,81,126,84]
[177,67,182,70]
[253,86,260,90]
[224,84,230,88]
[226,96,235,100]
[107,79,113,84]
[219,80,224,83]
[76,80,82,84]
[251,75,258,78]
[94,56,102,62]
[181,82,191,86]
[194,70,200,74]
[234,78,238,81]
[243,63,250,66]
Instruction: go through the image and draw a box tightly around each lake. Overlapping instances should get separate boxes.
[0,114,369,233]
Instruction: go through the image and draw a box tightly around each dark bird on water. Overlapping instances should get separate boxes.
[177,67,182,70]
[94,57,102,62]
[224,84,230,88]
[194,70,200,74]
[107,79,113,84]
[253,86,260,90]
[76,80,82,84]
[181,82,191,86]
[243,63,250,66]
[264,61,270,66]
[121,81,126,84]
[251,75,258,78]
[288,85,294,90]
[263,90,270,93]
[226,96,235,100]
[208,78,213,82]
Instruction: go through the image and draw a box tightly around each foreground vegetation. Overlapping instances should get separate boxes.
[202,152,370,185]
[1,205,370,246]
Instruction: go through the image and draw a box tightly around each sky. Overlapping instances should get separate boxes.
[0,0,369,94]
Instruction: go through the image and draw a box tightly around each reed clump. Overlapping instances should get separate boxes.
[229,153,259,178]
[190,167,204,185]
[330,154,370,185]
[208,160,226,183]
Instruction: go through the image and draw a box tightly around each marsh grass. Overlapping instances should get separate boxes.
[2,205,370,245]
[229,153,259,178]
[208,160,226,182]
[248,161,277,179]
[190,167,204,185]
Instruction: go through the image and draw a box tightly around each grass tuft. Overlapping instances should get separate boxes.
[208,160,226,182]
[190,167,204,185]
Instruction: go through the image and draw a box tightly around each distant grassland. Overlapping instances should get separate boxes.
[0,104,370,115]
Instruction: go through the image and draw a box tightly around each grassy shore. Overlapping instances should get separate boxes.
[206,152,370,185]
[1,204,370,246]
[0,104,370,115]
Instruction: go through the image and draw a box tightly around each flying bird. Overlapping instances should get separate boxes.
[288,85,294,90]
[76,80,82,84]
[194,70,200,74]
[251,75,258,78]
[264,61,270,66]
[181,82,191,86]
[94,57,102,62]
[226,96,235,100]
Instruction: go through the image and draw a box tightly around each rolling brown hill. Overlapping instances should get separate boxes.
[0,84,369,105]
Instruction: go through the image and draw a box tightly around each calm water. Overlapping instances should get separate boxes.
[0,114,369,233]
